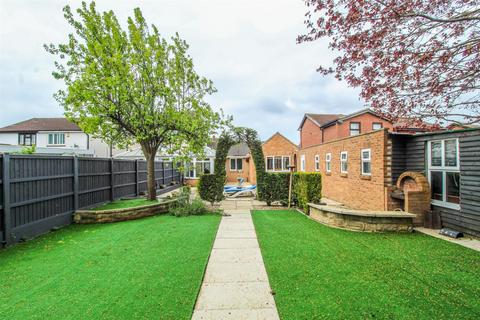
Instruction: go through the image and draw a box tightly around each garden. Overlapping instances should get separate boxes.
[252,210,480,319]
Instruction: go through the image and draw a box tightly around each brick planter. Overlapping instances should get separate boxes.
[74,198,180,224]
[308,203,415,232]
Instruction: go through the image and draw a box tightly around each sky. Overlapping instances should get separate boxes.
[0,0,364,144]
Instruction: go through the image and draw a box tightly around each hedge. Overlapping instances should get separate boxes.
[260,172,322,210]
[293,172,322,212]
[198,174,224,205]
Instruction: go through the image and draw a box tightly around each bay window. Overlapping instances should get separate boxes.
[428,139,460,209]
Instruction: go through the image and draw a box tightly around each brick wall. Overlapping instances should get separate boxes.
[322,113,393,143]
[300,118,323,148]
[298,129,390,210]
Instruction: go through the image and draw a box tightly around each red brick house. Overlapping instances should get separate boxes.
[225,132,298,184]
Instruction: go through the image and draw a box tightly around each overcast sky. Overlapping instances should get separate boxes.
[0,0,364,143]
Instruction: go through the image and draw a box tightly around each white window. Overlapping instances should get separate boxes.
[340,151,348,173]
[349,122,361,136]
[266,156,290,172]
[300,154,306,172]
[314,155,320,171]
[185,158,214,179]
[361,149,371,175]
[282,156,290,171]
[48,133,65,145]
[325,153,331,173]
[427,139,460,210]
[230,158,243,171]
[372,122,383,130]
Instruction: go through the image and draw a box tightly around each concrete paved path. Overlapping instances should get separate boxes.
[192,209,280,320]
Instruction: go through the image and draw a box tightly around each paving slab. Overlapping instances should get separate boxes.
[217,221,255,231]
[213,238,259,249]
[216,229,257,239]
[192,308,280,320]
[195,282,276,310]
[203,262,268,283]
[415,227,480,252]
[208,248,264,264]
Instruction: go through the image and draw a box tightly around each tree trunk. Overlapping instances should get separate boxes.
[141,144,158,201]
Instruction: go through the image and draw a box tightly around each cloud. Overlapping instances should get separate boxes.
[0,0,365,144]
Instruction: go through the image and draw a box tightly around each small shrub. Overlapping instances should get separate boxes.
[170,198,212,217]
[198,174,224,205]
[293,173,322,212]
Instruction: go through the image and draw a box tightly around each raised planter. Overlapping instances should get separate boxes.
[308,203,416,232]
[74,198,180,224]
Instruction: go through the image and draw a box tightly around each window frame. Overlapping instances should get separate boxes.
[314,155,320,171]
[300,154,306,172]
[18,133,36,146]
[185,158,214,179]
[230,157,243,171]
[340,151,348,173]
[372,122,383,130]
[266,155,290,172]
[47,133,65,146]
[361,148,372,176]
[349,122,361,136]
[427,139,460,210]
[325,153,331,173]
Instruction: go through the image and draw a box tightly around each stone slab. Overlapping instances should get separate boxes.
[218,222,255,231]
[194,282,276,310]
[208,248,263,263]
[192,308,279,320]
[213,238,259,249]
[216,229,257,239]
[203,262,268,283]
[416,227,480,252]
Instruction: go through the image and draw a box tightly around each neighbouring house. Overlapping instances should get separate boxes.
[299,126,480,237]
[0,117,117,157]
[298,108,433,149]
[225,132,298,184]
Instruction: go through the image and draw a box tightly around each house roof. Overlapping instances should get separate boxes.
[0,118,82,133]
[320,109,391,128]
[227,142,250,157]
[263,132,298,149]
[298,113,343,130]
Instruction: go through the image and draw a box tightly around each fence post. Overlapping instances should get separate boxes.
[135,159,139,197]
[73,156,79,211]
[2,154,11,246]
[110,158,115,201]
[162,161,166,186]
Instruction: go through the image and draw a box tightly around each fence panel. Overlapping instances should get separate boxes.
[1,154,182,247]
[8,155,75,242]
[0,155,4,244]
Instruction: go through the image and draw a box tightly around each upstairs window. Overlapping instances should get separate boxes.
[230,158,243,171]
[372,122,383,130]
[428,139,460,210]
[350,122,361,136]
[18,133,36,146]
[340,151,348,173]
[361,149,371,175]
[314,155,320,171]
[48,133,65,145]
[325,153,331,173]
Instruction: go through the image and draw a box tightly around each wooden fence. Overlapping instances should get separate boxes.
[0,154,182,247]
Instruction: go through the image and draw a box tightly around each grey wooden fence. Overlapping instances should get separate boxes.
[0,154,182,247]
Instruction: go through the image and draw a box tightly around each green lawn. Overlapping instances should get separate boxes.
[92,198,160,211]
[0,214,221,320]
[252,210,480,320]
